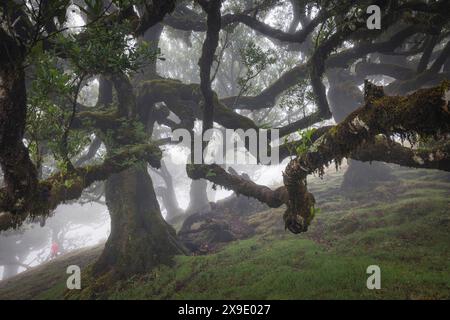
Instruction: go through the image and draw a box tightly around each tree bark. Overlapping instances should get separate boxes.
[90,23,186,279]
[186,179,211,215]
[92,164,185,277]
[0,48,38,214]
[2,263,20,280]
[155,161,182,221]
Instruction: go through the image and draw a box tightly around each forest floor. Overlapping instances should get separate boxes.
[0,164,449,299]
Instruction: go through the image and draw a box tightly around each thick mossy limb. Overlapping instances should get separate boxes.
[351,136,450,172]
[73,109,121,131]
[137,79,259,131]
[187,164,287,208]
[0,143,162,231]
[283,81,450,233]
[282,158,316,234]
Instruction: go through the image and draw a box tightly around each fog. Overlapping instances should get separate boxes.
[0,1,448,299]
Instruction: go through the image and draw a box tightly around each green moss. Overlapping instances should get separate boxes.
[106,168,449,300]
[3,167,449,300]
[139,79,194,101]
[364,81,450,139]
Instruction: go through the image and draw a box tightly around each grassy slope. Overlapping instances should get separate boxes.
[0,244,104,300]
[1,165,449,299]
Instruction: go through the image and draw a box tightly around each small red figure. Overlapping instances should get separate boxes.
[50,242,59,259]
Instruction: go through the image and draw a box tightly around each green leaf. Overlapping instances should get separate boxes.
[206,170,217,178]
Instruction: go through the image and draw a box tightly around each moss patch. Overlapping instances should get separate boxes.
[1,166,449,300]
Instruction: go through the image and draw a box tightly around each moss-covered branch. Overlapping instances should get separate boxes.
[0,143,162,231]
[185,81,450,235]
[187,164,287,208]
[283,81,450,234]
[351,136,450,172]
[137,79,258,131]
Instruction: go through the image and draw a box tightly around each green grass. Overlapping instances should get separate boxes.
[104,168,450,300]
[34,282,68,300]
[2,166,449,300]
[106,235,449,299]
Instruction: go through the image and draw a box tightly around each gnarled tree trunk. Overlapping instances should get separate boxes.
[154,161,182,221]
[186,179,211,215]
[92,164,185,278]
[0,49,38,213]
